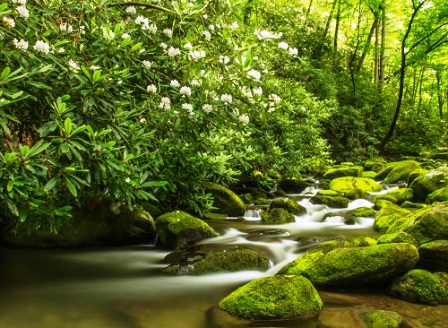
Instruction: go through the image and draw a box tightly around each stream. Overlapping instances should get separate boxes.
[1,187,448,328]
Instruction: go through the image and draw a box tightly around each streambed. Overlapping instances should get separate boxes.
[1,189,448,328]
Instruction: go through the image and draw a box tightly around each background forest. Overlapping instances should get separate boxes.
[1,0,448,229]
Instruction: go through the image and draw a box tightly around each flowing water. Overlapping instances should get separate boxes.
[1,188,448,328]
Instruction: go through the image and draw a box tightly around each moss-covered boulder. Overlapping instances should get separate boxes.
[410,167,448,202]
[278,178,310,194]
[278,241,419,288]
[364,156,388,172]
[1,203,157,247]
[377,232,418,247]
[427,187,448,204]
[269,197,306,215]
[310,190,350,208]
[155,211,218,250]
[401,201,428,209]
[261,207,295,224]
[362,310,404,328]
[387,203,448,245]
[373,203,412,233]
[417,240,448,272]
[383,160,421,184]
[373,188,414,205]
[329,177,383,198]
[390,269,448,304]
[363,171,378,179]
[348,206,376,218]
[408,168,429,185]
[218,275,323,321]
[323,165,363,180]
[202,182,246,217]
[163,246,270,275]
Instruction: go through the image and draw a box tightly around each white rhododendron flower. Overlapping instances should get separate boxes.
[16,5,29,19]
[289,47,298,56]
[253,87,263,96]
[142,60,152,69]
[269,94,281,103]
[218,56,230,64]
[221,94,233,103]
[182,103,193,111]
[247,69,261,81]
[202,30,211,41]
[126,6,136,14]
[254,29,282,40]
[202,104,213,113]
[13,38,28,51]
[167,46,181,57]
[159,97,171,109]
[147,84,157,93]
[239,114,249,124]
[189,50,206,61]
[68,59,80,72]
[278,41,289,49]
[3,17,15,28]
[170,80,180,88]
[180,86,192,96]
[33,40,50,54]
[163,29,173,38]
[89,65,101,70]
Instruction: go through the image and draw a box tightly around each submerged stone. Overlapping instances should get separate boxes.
[362,310,404,328]
[269,197,306,215]
[390,269,448,304]
[163,246,270,275]
[155,211,218,250]
[202,182,246,216]
[261,207,295,224]
[218,275,323,321]
[278,241,418,288]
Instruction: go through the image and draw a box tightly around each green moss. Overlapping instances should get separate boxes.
[323,165,363,180]
[363,310,403,328]
[377,232,418,246]
[279,242,419,288]
[164,247,270,275]
[363,171,378,179]
[253,197,272,205]
[329,177,383,195]
[408,168,429,185]
[269,197,306,215]
[390,269,448,304]
[316,189,341,197]
[348,207,376,218]
[384,160,421,184]
[261,208,295,224]
[373,204,412,233]
[156,211,218,250]
[202,182,246,216]
[364,156,388,172]
[418,240,448,272]
[310,194,350,208]
[202,213,228,220]
[373,188,414,206]
[218,275,322,320]
[427,187,448,204]
[410,167,448,202]
[401,201,428,209]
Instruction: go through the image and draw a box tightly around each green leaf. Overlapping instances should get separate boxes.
[44,177,59,192]
[20,145,29,157]
[27,140,50,158]
[81,65,91,81]
[65,176,77,197]
[141,181,169,188]
[7,180,14,193]
[60,143,70,154]
[64,117,73,135]
[0,3,8,11]
[1,67,11,80]
[130,42,143,52]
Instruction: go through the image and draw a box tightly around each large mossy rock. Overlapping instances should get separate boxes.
[218,275,323,321]
[390,269,448,304]
[329,177,383,198]
[277,178,310,193]
[427,187,448,204]
[163,246,270,275]
[278,240,419,288]
[410,167,448,202]
[202,182,246,217]
[417,240,448,272]
[1,204,157,247]
[373,203,412,233]
[323,165,363,180]
[261,207,295,224]
[387,203,448,245]
[155,211,218,250]
[362,310,404,328]
[310,190,350,208]
[364,156,388,172]
[383,160,421,184]
[269,197,306,215]
[373,188,414,205]
[377,232,418,246]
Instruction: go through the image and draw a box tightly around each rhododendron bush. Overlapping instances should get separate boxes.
[0,0,332,229]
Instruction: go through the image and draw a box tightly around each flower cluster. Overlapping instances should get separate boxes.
[13,38,28,51]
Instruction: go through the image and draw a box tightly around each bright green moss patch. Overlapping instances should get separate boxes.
[363,310,403,328]
[218,275,322,320]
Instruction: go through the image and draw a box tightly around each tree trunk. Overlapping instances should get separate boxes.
[357,16,378,73]
[333,0,341,52]
[379,2,386,92]
[437,70,444,120]
[322,0,338,40]
[306,0,313,19]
